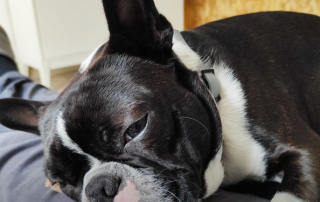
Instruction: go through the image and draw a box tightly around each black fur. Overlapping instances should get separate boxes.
[182,12,320,201]
[0,1,319,202]
[102,0,173,64]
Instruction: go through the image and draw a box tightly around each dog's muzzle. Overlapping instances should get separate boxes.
[81,162,173,202]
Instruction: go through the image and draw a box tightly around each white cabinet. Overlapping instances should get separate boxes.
[2,0,184,87]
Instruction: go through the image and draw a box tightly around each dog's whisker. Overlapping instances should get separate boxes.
[155,168,170,177]
[184,179,205,196]
[163,189,182,202]
[180,116,210,136]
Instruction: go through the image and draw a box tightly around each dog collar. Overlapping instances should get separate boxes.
[173,30,221,101]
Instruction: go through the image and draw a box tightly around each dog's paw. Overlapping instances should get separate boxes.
[45,179,63,193]
[271,192,305,202]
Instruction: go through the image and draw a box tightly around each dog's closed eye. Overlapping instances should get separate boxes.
[125,115,147,142]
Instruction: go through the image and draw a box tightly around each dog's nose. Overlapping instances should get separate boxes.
[85,175,120,201]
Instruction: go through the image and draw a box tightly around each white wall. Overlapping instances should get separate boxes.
[0,0,17,56]
[155,0,184,31]
[1,0,184,70]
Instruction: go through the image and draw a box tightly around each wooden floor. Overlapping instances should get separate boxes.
[29,66,78,92]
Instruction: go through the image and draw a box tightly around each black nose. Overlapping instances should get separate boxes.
[85,175,120,202]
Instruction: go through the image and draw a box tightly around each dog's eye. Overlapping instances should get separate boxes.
[125,115,147,142]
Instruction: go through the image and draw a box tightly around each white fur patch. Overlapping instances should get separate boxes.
[214,62,267,185]
[203,147,224,198]
[56,112,101,168]
[172,37,267,194]
[270,171,284,183]
[79,43,105,73]
[172,36,203,72]
[271,192,306,202]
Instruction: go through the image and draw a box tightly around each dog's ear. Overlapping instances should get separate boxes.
[0,98,49,135]
[102,0,173,63]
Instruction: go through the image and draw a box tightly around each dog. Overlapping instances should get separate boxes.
[0,0,320,201]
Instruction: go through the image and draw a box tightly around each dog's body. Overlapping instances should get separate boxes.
[179,12,320,200]
[0,0,319,202]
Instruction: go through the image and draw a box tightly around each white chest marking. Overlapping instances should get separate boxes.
[79,43,105,73]
[172,37,267,196]
[203,148,224,198]
[214,62,267,185]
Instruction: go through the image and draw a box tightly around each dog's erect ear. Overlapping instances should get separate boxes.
[0,98,49,135]
[102,0,173,62]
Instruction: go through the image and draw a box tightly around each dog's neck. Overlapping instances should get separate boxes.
[172,30,221,101]
[172,31,225,197]
[172,31,267,196]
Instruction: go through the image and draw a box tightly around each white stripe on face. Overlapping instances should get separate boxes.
[56,111,101,167]
[79,43,105,73]
[56,112,85,155]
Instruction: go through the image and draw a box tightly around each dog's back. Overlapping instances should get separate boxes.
[178,12,320,201]
[182,12,320,135]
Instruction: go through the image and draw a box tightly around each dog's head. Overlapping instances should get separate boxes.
[0,0,222,201]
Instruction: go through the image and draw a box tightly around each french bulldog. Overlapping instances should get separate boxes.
[0,0,319,201]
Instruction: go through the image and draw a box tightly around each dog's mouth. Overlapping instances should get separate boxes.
[46,178,141,202]
[113,180,140,202]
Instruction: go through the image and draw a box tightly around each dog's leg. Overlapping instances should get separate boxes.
[269,128,320,202]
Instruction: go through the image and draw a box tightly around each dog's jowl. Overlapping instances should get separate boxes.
[0,0,319,201]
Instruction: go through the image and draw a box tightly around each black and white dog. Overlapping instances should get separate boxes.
[0,0,319,201]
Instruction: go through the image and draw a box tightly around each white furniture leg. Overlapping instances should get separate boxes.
[18,62,29,76]
[39,63,51,87]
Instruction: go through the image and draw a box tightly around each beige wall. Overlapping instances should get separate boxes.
[185,0,320,30]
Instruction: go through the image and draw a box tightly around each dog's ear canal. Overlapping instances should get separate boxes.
[0,98,49,135]
[102,0,173,62]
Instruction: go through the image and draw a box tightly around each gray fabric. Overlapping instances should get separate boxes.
[0,71,58,101]
[0,72,74,202]
[0,27,14,61]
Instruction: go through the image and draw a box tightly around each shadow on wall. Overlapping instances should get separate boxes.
[185,0,320,30]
